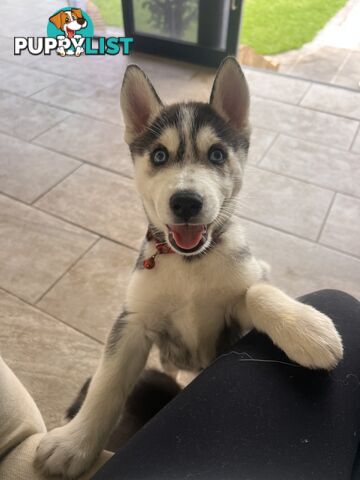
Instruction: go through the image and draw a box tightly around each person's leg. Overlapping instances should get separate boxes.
[0,356,46,458]
[93,290,360,480]
[0,355,113,479]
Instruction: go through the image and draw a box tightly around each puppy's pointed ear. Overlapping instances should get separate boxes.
[210,57,250,132]
[120,65,163,144]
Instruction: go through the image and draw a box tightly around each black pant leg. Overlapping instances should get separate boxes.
[94,290,360,480]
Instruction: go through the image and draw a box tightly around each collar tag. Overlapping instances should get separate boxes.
[143,229,175,269]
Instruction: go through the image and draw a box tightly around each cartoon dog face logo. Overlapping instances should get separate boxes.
[49,9,87,38]
[49,8,88,56]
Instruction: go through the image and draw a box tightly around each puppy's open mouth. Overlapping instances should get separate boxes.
[167,224,207,253]
[67,28,75,39]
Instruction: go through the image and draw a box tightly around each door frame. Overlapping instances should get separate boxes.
[121,0,244,67]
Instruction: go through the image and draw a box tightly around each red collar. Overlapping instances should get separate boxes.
[143,228,175,269]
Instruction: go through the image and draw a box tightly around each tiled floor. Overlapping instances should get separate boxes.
[0,1,360,430]
[272,0,360,89]
[275,46,360,90]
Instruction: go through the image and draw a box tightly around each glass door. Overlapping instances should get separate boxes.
[122,0,244,67]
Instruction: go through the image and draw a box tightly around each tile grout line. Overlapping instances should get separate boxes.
[0,285,104,346]
[297,82,313,105]
[235,212,321,244]
[248,163,335,194]
[25,78,63,98]
[29,141,133,181]
[0,88,124,130]
[253,93,360,124]
[349,122,360,152]
[243,62,360,94]
[0,56,120,88]
[0,190,140,253]
[316,192,336,243]
[28,114,71,143]
[256,132,279,166]
[30,163,83,205]
[255,163,360,200]
[0,130,132,181]
[32,203,140,253]
[331,50,352,84]
[235,211,360,262]
[257,130,357,154]
[34,236,101,305]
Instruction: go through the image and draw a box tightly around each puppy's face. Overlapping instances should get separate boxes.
[121,58,250,256]
[49,9,87,37]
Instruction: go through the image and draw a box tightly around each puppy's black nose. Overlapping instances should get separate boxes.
[170,191,203,222]
[77,17,85,25]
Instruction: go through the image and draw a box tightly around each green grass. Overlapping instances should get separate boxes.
[92,0,123,28]
[240,0,347,55]
[92,0,347,55]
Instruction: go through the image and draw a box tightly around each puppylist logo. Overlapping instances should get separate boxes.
[14,7,133,57]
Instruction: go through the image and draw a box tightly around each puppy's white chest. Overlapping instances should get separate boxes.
[128,250,252,370]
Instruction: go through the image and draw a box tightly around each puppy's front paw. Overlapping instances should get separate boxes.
[280,304,343,370]
[246,284,343,371]
[35,423,98,479]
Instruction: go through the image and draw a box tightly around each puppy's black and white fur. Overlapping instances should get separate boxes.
[36,58,343,478]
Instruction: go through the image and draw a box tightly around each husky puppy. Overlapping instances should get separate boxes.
[35,58,343,478]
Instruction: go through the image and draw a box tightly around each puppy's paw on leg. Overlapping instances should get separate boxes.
[246,284,343,370]
[279,303,343,370]
[35,423,99,479]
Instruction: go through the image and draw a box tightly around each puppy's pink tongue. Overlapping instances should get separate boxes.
[170,224,204,250]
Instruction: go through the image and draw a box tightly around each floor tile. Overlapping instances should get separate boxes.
[34,114,133,176]
[0,36,34,65]
[248,127,277,165]
[36,165,147,248]
[129,53,198,82]
[0,290,101,429]
[0,64,60,97]
[151,65,311,106]
[0,132,80,203]
[245,68,310,104]
[241,218,360,299]
[320,194,360,257]
[0,194,97,302]
[38,239,137,342]
[29,54,124,89]
[31,79,122,124]
[0,90,69,141]
[150,74,209,104]
[261,135,360,198]
[30,52,196,90]
[332,51,360,90]
[0,60,18,81]
[301,84,360,120]
[251,96,358,149]
[237,166,334,240]
[290,46,349,83]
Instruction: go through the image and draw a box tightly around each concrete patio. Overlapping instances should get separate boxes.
[0,0,360,431]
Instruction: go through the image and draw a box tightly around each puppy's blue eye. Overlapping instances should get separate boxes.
[152,148,168,166]
[209,147,225,165]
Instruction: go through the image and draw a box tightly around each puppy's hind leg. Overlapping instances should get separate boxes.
[35,313,152,479]
[245,283,343,370]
